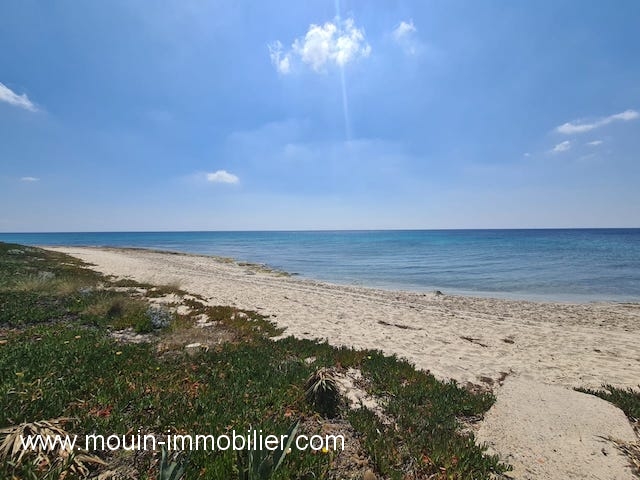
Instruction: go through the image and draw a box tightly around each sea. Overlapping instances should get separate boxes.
[1,229,639,303]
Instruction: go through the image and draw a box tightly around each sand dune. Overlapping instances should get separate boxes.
[47,246,640,479]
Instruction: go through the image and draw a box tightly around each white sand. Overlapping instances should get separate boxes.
[47,247,640,479]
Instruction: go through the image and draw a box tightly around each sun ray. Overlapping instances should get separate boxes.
[339,67,352,141]
[334,0,351,141]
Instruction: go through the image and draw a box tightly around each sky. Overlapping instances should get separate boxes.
[1,0,639,231]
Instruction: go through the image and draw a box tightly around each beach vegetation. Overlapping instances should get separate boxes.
[576,385,639,428]
[235,419,300,480]
[0,241,509,479]
[0,418,106,478]
[577,385,640,475]
[158,446,188,480]
[305,367,341,418]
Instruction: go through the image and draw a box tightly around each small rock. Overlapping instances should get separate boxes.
[147,305,172,329]
[38,271,55,281]
[185,343,202,356]
[363,470,377,480]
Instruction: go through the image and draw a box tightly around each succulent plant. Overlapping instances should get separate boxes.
[236,420,300,480]
[305,367,341,418]
[158,446,187,480]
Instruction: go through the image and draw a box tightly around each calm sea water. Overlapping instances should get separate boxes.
[1,229,639,302]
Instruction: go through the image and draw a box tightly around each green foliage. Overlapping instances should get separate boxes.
[576,385,640,423]
[348,351,509,478]
[158,446,187,480]
[305,367,341,418]
[203,305,284,340]
[0,242,508,479]
[235,420,299,480]
[0,290,74,326]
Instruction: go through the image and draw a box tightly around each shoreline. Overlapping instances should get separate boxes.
[45,245,640,389]
[40,244,638,305]
[43,245,640,479]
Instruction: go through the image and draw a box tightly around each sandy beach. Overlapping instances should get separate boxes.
[47,246,640,479]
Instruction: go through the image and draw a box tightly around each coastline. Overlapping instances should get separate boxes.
[4,228,636,304]
[38,245,625,305]
[44,245,640,479]
[45,245,640,389]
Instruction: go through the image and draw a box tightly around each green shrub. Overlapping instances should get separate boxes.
[305,368,341,418]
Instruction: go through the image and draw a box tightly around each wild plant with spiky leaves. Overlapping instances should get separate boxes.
[158,446,187,480]
[0,418,105,478]
[236,420,300,480]
[305,367,341,418]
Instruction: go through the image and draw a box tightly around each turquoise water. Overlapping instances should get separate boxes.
[1,229,639,302]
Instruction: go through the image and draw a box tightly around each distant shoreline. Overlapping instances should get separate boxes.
[2,229,637,303]
[3,227,640,233]
[38,244,634,305]
[45,245,640,388]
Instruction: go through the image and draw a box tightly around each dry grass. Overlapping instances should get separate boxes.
[14,274,85,296]
[609,438,640,476]
[0,418,105,478]
[157,322,236,354]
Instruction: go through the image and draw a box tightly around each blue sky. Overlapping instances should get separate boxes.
[1,1,639,231]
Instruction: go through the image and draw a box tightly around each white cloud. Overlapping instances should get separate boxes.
[20,176,39,182]
[269,17,371,74]
[586,140,603,146]
[268,41,291,75]
[391,20,423,56]
[206,170,239,184]
[610,110,639,121]
[556,109,638,134]
[393,20,417,41]
[0,82,38,112]
[552,141,571,153]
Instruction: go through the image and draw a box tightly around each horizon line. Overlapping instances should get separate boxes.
[1,227,639,235]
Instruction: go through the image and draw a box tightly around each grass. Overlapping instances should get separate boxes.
[576,385,640,428]
[576,385,640,475]
[0,241,509,479]
[348,352,500,479]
